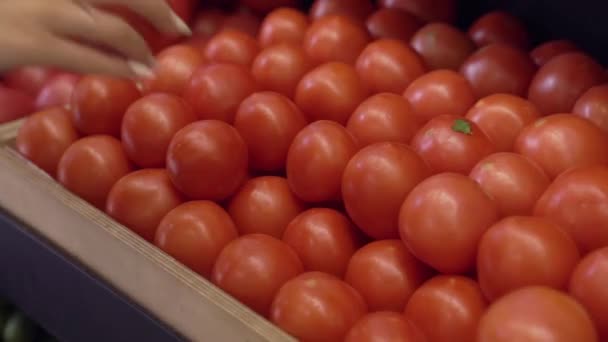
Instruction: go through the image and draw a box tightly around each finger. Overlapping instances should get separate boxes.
[80,0,191,36]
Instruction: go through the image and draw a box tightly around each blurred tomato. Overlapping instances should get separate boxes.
[379,0,456,23]
[240,0,299,14]
[204,29,260,66]
[212,234,303,316]
[366,8,422,42]
[34,73,80,110]
[221,9,261,36]
[530,40,579,66]
[16,107,79,176]
[4,66,59,96]
[310,0,374,22]
[303,15,371,65]
[144,45,205,95]
[258,7,309,47]
[192,9,225,38]
[410,23,476,71]
[345,240,431,312]
[0,86,35,124]
[468,11,530,49]
[270,272,367,342]
[286,121,358,202]
[155,201,238,277]
[573,84,608,134]
[345,312,426,342]
[399,173,498,273]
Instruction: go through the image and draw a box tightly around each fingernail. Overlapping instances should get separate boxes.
[170,11,192,36]
[128,60,154,79]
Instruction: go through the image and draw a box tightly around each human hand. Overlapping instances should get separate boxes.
[0,0,192,78]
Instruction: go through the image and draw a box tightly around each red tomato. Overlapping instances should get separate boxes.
[155,201,238,277]
[57,136,131,209]
[346,93,420,147]
[460,43,536,98]
[530,40,579,66]
[404,70,476,122]
[528,52,606,115]
[345,312,426,342]
[295,62,368,124]
[0,86,35,124]
[469,153,550,217]
[258,7,309,47]
[570,247,608,340]
[251,43,314,99]
[212,234,303,316]
[303,15,371,65]
[286,121,358,202]
[144,45,205,96]
[309,0,375,22]
[345,240,431,312]
[228,176,305,238]
[34,73,80,110]
[573,84,608,134]
[411,115,496,174]
[240,0,298,14]
[355,39,426,94]
[465,93,541,152]
[234,92,307,171]
[183,63,257,123]
[106,169,183,241]
[366,8,422,42]
[514,114,608,179]
[468,11,530,49]
[221,10,262,37]
[16,107,79,176]
[535,166,608,253]
[379,0,456,23]
[477,216,580,301]
[270,272,368,342]
[204,29,260,66]
[342,143,430,239]
[121,93,197,168]
[166,120,248,201]
[283,208,359,277]
[399,173,498,273]
[70,75,140,137]
[404,276,488,342]
[192,9,226,38]
[4,66,59,96]
[477,286,598,342]
[410,23,476,71]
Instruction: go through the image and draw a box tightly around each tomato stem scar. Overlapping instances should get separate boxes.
[452,119,473,135]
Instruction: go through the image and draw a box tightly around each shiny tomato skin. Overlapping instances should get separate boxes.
[477,286,598,342]
[477,216,581,301]
[570,247,608,340]
[399,173,498,273]
[514,114,608,179]
[155,201,238,278]
[460,43,536,98]
[411,115,496,174]
[345,312,426,342]
[342,142,430,239]
[212,234,303,316]
[16,107,79,176]
[530,40,579,66]
[465,93,541,152]
[573,84,608,134]
[106,169,183,242]
[34,73,80,110]
[234,92,307,171]
[404,70,476,123]
[251,43,314,99]
[410,23,476,71]
[379,0,456,23]
[204,29,260,66]
[57,136,132,209]
[182,63,257,123]
[295,62,368,124]
[144,45,205,96]
[366,8,422,42]
[528,52,606,115]
[303,15,371,65]
[535,166,608,253]
[282,208,359,277]
[286,120,358,202]
[404,275,488,342]
[258,7,309,47]
[468,11,530,49]
[270,271,368,342]
[346,93,420,147]
[345,240,431,312]
[4,66,59,96]
[0,86,35,124]
[70,75,141,137]
[356,39,426,94]
[309,0,375,22]
[166,120,248,201]
[121,93,197,168]
[228,176,305,238]
[470,153,550,217]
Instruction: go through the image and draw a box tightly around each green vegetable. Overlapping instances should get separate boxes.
[452,119,473,135]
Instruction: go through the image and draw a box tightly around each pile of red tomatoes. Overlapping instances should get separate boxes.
[8,0,608,341]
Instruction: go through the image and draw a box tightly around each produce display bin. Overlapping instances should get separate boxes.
[0,0,607,341]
